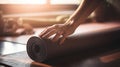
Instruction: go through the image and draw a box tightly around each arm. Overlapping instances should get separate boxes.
[40,0,104,44]
[65,0,105,29]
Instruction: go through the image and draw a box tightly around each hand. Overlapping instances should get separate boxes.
[39,23,76,45]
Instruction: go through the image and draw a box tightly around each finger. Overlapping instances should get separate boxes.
[59,35,67,45]
[39,29,47,37]
[42,29,56,39]
[52,31,63,42]
[39,27,53,37]
[39,28,49,37]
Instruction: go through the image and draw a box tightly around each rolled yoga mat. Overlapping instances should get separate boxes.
[27,27,120,63]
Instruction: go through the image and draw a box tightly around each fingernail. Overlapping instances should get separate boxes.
[41,35,45,38]
[39,34,42,37]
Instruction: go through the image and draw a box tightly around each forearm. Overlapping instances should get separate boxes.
[65,0,105,29]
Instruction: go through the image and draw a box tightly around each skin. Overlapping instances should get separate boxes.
[40,0,104,44]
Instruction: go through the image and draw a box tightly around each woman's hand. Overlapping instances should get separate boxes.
[39,23,76,45]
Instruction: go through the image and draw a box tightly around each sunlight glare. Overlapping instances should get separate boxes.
[51,0,80,4]
[0,0,47,4]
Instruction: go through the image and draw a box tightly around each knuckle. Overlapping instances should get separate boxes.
[53,24,59,28]
[45,27,51,31]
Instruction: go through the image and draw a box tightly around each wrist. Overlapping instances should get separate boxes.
[64,19,78,30]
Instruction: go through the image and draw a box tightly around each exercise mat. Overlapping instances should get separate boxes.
[27,27,120,63]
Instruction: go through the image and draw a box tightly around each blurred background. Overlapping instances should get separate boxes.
[0,0,81,27]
